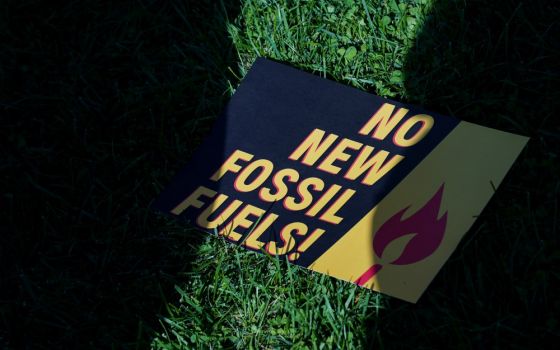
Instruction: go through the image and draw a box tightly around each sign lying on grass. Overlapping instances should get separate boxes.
[153,58,528,303]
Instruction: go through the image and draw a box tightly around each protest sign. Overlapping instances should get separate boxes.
[153,58,528,302]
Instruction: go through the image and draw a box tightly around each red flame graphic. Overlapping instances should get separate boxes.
[355,184,448,286]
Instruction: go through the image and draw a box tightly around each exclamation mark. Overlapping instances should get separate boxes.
[288,228,326,261]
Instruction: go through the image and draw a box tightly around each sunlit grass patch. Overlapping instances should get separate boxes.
[152,235,383,349]
[151,1,432,348]
[228,0,432,96]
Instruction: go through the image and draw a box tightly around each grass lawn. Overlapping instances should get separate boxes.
[2,0,558,349]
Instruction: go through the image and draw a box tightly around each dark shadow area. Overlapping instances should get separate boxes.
[0,0,239,348]
[368,0,559,348]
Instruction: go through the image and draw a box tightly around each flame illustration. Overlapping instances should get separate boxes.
[355,184,448,286]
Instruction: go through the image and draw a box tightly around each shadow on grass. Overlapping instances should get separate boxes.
[367,0,559,348]
[0,0,239,348]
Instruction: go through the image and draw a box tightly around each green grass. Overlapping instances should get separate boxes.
[229,0,429,96]
[1,0,239,348]
[152,235,382,349]
[1,0,558,349]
